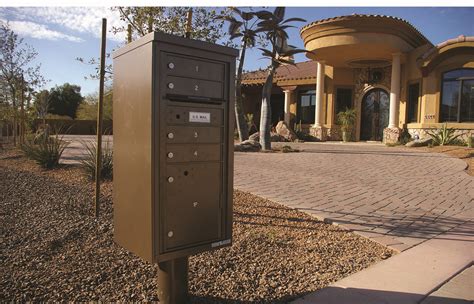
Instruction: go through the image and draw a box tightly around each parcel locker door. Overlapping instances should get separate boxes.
[163,162,222,250]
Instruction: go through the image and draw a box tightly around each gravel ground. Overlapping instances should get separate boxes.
[0,146,393,303]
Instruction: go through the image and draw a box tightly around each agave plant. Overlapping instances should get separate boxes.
[79,139,113,181]
[219,8,265,142]
[255,7,307,150]
[425,123,465,146]
[21,133,69,169]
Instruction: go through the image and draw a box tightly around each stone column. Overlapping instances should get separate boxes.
[283,89,293,126]
[389,53,401,128]
[384,53,402,144]
[310,61,327,141]
[314,60,325,127]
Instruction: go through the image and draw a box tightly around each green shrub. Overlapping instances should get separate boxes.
[399,128,412,145]
[467,136,473,148]
[79,139,113,180]
[425,123,465,146]
[21,134,68,169]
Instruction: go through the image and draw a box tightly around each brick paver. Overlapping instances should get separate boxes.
[234,142,474,251]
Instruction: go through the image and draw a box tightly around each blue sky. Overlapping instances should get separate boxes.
[1,7,473,96]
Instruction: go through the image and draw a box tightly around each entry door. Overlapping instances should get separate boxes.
[360,89,389,141]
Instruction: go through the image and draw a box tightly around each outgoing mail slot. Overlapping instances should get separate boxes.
[165,54,225,82]
[166,76,224,100]
[166,144,221,163]
[166,126,221,144]
[166,105,222,126]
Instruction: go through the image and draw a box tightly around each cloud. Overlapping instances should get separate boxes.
[3,19,84,42]
[7,7,126,42]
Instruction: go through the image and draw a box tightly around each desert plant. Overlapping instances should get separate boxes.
[79,139,113,180]
[21,134,68,169]
[336,108,356,142]
[467,136,473,148]
[219,8,266,142]
[399,128,412,145]
[256,8,307,150]
[425,123,465,146]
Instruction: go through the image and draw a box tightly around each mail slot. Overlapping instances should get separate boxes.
[165,54,225,81]
[113,32,237,263]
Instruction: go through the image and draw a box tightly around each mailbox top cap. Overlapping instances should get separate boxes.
[113,31,239,59]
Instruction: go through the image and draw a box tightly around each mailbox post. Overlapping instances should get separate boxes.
[113,32,238,302]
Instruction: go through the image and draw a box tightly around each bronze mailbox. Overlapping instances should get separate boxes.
[113,32,237,263]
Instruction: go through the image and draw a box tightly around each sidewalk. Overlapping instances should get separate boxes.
[291,223,474,304]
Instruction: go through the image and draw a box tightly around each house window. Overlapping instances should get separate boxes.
[407,83,420,123]
[297,89,315,124]
[441,69,474,122]
[335,88,353,115]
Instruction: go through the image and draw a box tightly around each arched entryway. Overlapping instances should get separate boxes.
[360,88,390,141]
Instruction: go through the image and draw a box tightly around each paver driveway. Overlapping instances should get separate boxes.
[234,142,474,252]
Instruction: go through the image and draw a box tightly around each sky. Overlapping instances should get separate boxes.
[1,7,473,96]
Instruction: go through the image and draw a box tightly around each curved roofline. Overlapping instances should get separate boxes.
[420,35,474,61]
[300,14,432,47]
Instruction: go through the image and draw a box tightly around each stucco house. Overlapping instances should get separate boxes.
[241,14,474,143]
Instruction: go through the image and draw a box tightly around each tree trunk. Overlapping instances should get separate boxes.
[234,40,249,142]
[259,66,275,150]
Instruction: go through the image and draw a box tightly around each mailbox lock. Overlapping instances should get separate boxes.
[167,132,174,139]
[167,82,174,89]
[167,152,174,159]
[194,131,198,138]
[168,231,174,238]
[194,85,199,91]
[194,151,198,157]
[193,201,199,208]
[167,176,174,183]
[167,62,175,69]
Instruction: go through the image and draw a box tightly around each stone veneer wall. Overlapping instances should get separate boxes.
[407,128,474,141]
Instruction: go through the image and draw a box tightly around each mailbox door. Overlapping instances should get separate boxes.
[158,101,226,256]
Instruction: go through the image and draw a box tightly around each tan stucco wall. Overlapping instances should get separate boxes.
[419,53,474,127]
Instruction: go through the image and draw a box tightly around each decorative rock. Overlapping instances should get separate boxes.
[249,132,259,141]
[405,137,433,147]
[234,139,261,152]
[275,121,298,142]
[248,131,285,143]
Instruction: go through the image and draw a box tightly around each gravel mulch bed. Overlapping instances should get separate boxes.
[0,146,393,303]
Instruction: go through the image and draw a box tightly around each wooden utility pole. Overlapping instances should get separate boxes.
[95,18,107,217]
[20,75,25,144]
[127,24,132,43]
[185,8,193,38]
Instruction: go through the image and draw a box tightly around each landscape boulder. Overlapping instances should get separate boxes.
[248,131,286,142]
[234,139,261,152]
[275,121,298,142]
[405,137,433,147]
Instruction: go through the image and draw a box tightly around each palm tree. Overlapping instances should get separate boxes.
[220,8,264,142]
[256,7,307,150]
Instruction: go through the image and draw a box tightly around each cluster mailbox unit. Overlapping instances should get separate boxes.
[113,32,238,266]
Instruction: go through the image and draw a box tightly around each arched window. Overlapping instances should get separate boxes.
[440,68,474,122]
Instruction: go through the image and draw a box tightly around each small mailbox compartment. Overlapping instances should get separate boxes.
[165,76,224,100]
[166,144,221,163]
[163,162,222,250]
[165,54,225,82]
[166,126,221,144]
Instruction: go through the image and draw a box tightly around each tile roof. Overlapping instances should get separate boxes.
[300,14,430,45]
[242,60,317,85]
[421,35,474,60]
